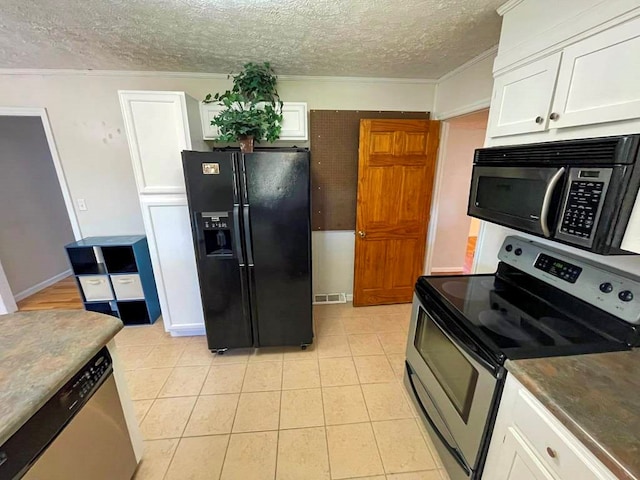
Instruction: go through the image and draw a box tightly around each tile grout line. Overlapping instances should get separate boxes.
[218,381,243,480]
[273,355,285,480]
[318,368,332,480]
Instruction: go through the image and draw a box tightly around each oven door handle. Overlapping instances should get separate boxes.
[407,365,472,475]
[424,307,499,375]
[540,167,565,237]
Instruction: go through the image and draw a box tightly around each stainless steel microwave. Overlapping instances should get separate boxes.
[468,135,640,255]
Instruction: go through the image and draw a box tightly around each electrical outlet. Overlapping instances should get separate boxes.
[77,198,87,211]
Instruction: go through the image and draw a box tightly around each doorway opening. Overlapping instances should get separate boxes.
[0,108,83,313]
[425,109,489,276]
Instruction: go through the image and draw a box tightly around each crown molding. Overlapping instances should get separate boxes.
[436,45,498,84]
[497,0,526,16]
[0,68,437,84]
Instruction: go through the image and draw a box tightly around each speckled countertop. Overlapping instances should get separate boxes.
[507,350,640,480]
[0,310,122,446]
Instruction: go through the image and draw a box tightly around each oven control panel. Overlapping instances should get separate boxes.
[499,236,640,324]
[534,254,582,284]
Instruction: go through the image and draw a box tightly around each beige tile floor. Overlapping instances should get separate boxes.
[116,302,451,480]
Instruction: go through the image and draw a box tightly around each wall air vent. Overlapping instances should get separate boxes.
[313,293,347,305]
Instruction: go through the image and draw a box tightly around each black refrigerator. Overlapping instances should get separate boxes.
[182,149,313,352]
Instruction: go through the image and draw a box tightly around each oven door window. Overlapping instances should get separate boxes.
[414,309,478,423]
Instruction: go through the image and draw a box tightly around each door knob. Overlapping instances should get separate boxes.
[358,230,366,238]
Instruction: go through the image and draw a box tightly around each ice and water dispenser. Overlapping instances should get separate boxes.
[200,212,233,256]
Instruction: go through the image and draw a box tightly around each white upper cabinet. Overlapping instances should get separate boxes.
[279,102,308,141]
[488,6,640,139]
[200,101,308,141]
[488,53,562,137]
[119,91,206,194]
[549,16,640,130]
[200,103,225,140]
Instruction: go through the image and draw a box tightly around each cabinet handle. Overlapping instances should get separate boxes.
[358,230,366,238]
[535,116,543,124]
[86,280,102,285]
[549,112,560,121]
[546,447,557,459]
[117,279,134,284]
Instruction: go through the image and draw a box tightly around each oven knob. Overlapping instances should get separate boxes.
[599,282,613,293]
[505,244,513,252]
[514,248,522,256]
[619,290,634,302]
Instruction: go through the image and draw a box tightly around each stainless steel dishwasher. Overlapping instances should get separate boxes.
[0,347,137,480]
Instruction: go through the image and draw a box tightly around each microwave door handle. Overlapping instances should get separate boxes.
[540,167,565,237]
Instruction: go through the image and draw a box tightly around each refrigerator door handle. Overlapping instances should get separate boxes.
[231,153,239,203]
[238,264,254,344]
[243,205,254,266]
[194,212,205,260]
[241,154,249,204]
[233,205,245,266]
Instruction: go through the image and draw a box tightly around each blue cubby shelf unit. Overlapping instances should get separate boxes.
[65,235,161,326]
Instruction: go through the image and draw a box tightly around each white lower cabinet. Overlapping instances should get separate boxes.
[493,427,557,480]
[139,196,205,336]
[483,375,616,480]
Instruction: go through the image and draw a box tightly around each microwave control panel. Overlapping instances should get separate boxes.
[556,168,612,249]
[559,180,604,239]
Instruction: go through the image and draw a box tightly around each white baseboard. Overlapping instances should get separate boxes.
[14,269,73,301]
[168,324,206,337]
[346,294,353,302]
[430,267,464,274]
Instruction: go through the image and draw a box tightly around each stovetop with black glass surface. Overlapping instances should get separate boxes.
[416,237,640,365]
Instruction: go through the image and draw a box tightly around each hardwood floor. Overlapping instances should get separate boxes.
[17,276,84,311]
[464,236,477,274]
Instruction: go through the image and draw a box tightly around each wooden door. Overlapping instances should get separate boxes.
[353,119,439,306]
[487,53,561,138]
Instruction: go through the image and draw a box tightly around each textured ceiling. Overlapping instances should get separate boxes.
[0,0,504,78]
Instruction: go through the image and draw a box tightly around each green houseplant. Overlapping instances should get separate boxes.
[204,62,283,152]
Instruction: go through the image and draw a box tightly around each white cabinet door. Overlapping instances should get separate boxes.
[200,103,225,140]
[119,91,196,195]
[493,427,558,480]
[200,101,308,141]
[550,16,640,129]
[280,102,308,140]
[139,196,205,336]
[488,53,562,138]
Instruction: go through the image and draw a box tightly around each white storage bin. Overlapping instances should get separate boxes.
[79,276,114,302]
[111,274,145,300]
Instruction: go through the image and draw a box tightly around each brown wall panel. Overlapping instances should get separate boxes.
[310,110,430,231]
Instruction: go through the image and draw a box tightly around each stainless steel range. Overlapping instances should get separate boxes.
[404,235,640,480]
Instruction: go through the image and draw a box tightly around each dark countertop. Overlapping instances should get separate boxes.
[507,350,640,480]
[0,310,122,445]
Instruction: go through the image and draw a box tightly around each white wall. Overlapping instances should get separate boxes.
[430,111,488,271]
[0,116,75,297]
[0,71,435,296]
[434,47,497,120]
